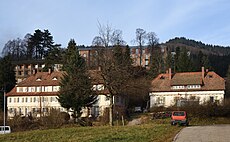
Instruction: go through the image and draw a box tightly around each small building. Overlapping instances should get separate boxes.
[149,67,225,108]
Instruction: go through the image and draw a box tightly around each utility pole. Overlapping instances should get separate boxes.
[3,90,6,134]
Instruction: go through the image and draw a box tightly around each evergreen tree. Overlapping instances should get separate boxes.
[177,47,192,72]
[201,55,211,69]
[148,46,164,77]
[225,65,230,99]
[165,50,173,70]
[174,47,181,72]
[42,29,55,58]
[123,45,133,69]
[58,39,97,119]
[0,56,16,111]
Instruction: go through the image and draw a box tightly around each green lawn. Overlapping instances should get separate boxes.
[0,122,181,142]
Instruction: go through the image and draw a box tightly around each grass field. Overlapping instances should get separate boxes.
[1,115,229,142]
[0,120,182,142]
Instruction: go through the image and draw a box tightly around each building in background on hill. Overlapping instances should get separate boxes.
[149,67,225,108]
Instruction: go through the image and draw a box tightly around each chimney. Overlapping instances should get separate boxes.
[48,68,52,75]
[33,69,36,75]
[202,67,205,81]
[169,68,172,80]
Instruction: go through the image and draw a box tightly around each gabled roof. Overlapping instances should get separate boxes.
[171,72,203,85]
[7,70,109,97]
[17,71,63,87]
[150,71,225,92]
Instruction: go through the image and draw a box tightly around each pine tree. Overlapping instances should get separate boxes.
[165,50,173,70]
[149,46,164,77]
[0,56,16,111]
[177,47,192,72]
[58,39,97,119]
[225,65,230,99]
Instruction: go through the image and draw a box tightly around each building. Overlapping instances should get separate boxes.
[13,60,62,84]
[6,70,63,118]
[149,67,225,108]
[6,70,125,118]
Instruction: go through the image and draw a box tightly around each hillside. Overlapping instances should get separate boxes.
[164,37,230,77]
[165,37,230,56]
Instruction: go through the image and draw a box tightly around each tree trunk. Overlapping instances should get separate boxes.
[109,95,114,126]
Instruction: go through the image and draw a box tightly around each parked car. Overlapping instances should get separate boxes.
[0,126,11,134]
[171,111,189,126]
[152,111,171,119]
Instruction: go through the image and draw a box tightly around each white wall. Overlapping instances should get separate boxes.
[150,90,225,108]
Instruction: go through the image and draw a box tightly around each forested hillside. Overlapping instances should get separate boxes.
[165,37,230,77]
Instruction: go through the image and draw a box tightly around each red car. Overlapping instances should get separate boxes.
[171,111,189,126]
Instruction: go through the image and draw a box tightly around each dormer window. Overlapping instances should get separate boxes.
[52,77,58,80]
[208,75,213,78]
[160,76,165,79]
[36,77,42,81]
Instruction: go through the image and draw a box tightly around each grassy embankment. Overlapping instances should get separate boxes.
[0,118,181,142]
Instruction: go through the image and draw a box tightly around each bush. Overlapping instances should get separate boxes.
[150,99,230,118]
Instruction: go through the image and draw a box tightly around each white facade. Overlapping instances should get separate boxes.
[150,90,224,108]
[7,83,125,118]
[7,85,64,117]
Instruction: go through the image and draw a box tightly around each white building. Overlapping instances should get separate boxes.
[6,70,125,118]
[149,67,225,108]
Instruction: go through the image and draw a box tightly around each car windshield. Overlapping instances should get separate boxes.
[173,112,185,116]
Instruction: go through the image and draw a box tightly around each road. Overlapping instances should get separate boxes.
[174,125,230,142]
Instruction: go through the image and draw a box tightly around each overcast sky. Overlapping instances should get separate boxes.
[1,0,230,51]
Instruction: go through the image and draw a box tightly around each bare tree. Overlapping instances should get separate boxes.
[92,23,129,126]
[134,28,147,66]
[146,32,159,64]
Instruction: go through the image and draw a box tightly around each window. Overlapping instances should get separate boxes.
[52,77,58,81]
[97,85,104,91]
[36,77,41,81]
[31,87,35,92]
[136,49,139,54]
[30,97,32,102]
[25,108,28,115]
[25,97,28,102]
[24,87,28,92]
[36,87,40,92]
[142,49,145,54]
[92,85,97,91]
[105,96,110,101]
[156,97,165,104]
[17,97,20,103]
[22,98,24,103]
[33,97,36,102]
[53,86,59,92]
[18,87,23,92]
[210,96,214,103]
[9,98,12,103]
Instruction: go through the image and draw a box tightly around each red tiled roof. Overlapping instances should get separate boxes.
[150,71,225,92]
[17,71,63,87]
[7,70,108,97]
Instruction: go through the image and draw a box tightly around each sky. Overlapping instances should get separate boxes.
[1,0,230,52]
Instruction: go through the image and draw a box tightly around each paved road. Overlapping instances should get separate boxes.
[174,125,230,142]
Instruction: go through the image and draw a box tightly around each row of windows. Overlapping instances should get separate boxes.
[8,107,65,114]
[17,86,60,93]
[8,97,58,103]
[171,85,201,89]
